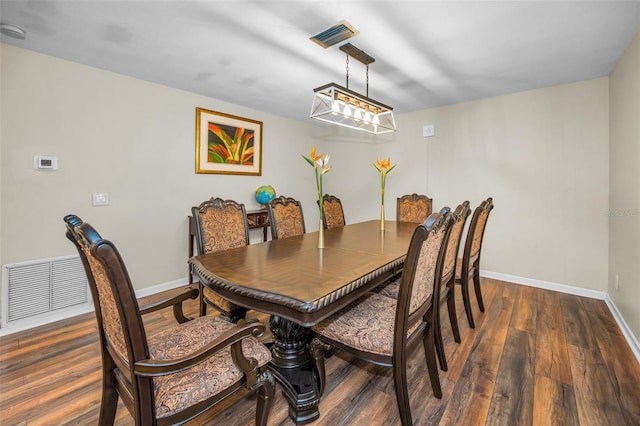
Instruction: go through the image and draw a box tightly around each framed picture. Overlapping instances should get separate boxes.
[195,107,263,175]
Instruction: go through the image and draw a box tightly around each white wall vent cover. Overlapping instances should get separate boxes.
[2,255,92,330]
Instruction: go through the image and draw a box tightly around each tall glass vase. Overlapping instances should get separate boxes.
[318,219,325,248]
[380,204,385,231]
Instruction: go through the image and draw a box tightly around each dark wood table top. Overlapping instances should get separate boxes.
[189,220,417,326]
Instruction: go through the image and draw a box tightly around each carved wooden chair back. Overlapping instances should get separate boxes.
[192,197,250,255]
[311,212,452,425]
[397,193,433,224]
[267,196,306,240]
[321,194,346,229]
[192,198,250,320]
[457,197,494,328]
[64,214,274,426]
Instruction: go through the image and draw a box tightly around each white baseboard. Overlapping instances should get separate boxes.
[480,269,640,364]
[604,294,640,362]
[134,277,191,298]
[480,269,608,299]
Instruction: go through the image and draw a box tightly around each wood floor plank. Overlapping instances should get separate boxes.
[0,327,97,376]
[535,288,573,385]
[560,293,599,350]
[532,374,579,426]
[581,297,640,424]
[486,327,535,426]
[444,278,499,383]
[0,350,100,411]
[509,285,537,334]
[568,344,629,425]
[439,281,516,425]
[315,362,395,425]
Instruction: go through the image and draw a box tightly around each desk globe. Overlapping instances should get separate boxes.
[255,185,276,207]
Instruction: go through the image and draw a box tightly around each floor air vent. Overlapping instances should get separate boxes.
[2,255,91,329]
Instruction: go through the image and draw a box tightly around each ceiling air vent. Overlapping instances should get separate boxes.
[310,20,359,48]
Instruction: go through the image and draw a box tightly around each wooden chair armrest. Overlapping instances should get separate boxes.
[134,319,266,377]
[139,286,199,323]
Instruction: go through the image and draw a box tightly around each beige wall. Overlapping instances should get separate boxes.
[398,78,610,292]
[609,29,640,340]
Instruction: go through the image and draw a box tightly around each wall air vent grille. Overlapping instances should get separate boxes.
[2,255,91,327]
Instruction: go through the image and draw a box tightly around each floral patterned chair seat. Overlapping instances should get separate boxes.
[149,315,271,419]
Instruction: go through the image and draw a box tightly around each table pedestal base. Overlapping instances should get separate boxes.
[269,315,321,424]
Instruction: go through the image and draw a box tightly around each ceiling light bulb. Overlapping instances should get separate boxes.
[354,108,362,121]
[343,104,352,116]
[363,111,372,122]
[332,101,340,115]
[372,114,380,125]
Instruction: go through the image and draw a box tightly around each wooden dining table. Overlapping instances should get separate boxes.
[189,219,417,424]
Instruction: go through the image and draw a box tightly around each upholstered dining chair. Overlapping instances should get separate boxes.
[192,197,250,321]
[456,197,494,328]
[376,203,470,372]
[397,193,433,224]
[267,195,306,240]
[63,214,274,426]
[311,212,452,426]
[321,194,346,229]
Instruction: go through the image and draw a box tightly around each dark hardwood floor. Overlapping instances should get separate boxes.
[1,278,639,425]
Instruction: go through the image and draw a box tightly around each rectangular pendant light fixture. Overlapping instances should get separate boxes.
[310,43,396,135]
[310,83,396,134]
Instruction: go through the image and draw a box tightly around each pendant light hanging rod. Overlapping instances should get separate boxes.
[340,43,374,94]
[346,54,349,89]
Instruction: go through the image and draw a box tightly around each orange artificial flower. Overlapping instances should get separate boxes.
[373,157,397,206]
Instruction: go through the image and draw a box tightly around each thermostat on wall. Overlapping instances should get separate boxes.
[33,155,58,170]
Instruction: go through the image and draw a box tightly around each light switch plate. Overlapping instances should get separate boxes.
[92,192,110,206]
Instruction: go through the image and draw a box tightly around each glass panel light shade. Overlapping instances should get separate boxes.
[310,83,396,134]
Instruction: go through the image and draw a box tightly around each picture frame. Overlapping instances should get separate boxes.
[195,107,263,175]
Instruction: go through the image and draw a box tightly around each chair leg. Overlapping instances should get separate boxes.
[254,370,276,426]
[433,306,448,371]
[98,372,118,426]
[473,269,485,312]
[447,284,461,343]
[461,275,476,329]
[310,337,332,397]
[198,283,207,317]
[422,323,443,399]
[392,352,413,426]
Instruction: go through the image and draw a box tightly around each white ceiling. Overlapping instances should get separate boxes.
[2,1,639,124]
